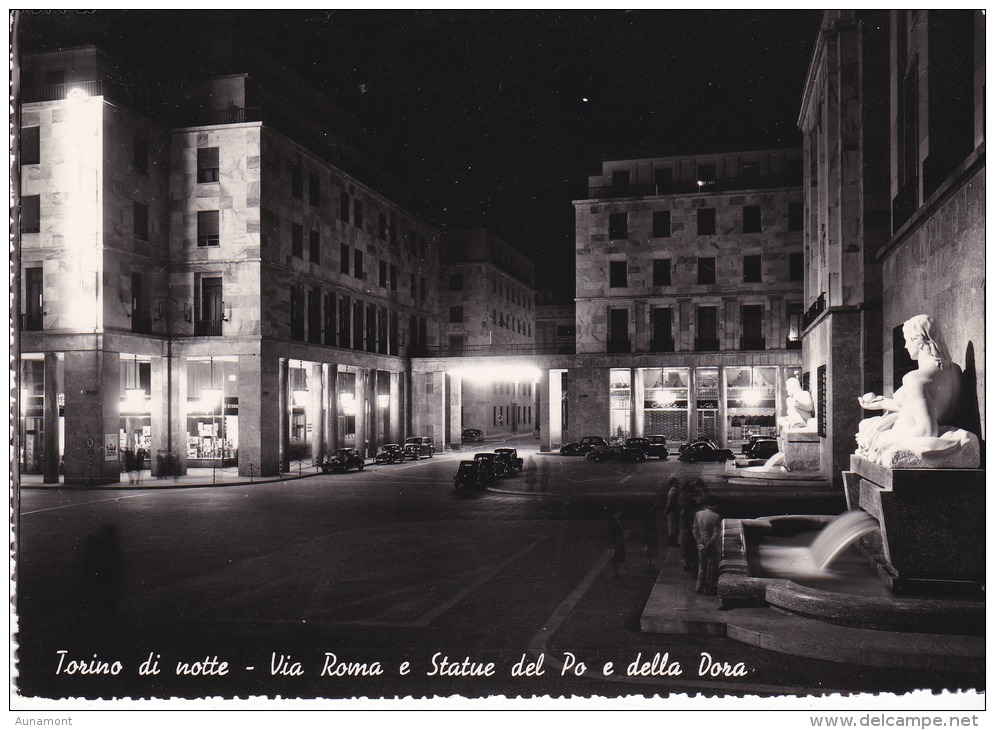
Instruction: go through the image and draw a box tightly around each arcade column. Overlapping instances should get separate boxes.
[446,372,462,448]
[238,354,282,477]
[389,371,400,444]
[42,352,60,483]
[63,347,121,485]
[310,362,323,465]
[151,353,187,477]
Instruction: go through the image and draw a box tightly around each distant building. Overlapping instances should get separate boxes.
[798,10,985,485]
[557,149,805,447]
[17,42,441,482]
[535,289,576,355]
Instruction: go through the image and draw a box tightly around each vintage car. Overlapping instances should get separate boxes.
[493,447,524,473]
[453,460,485,492]
[677,437,713,456]
[677,441,736,463]
[374,443,406,464]
[461,428,485,443]
[473,452,506,482]
[559,436,609,456]
[403,436,436,459]
[624,436,669,459]
[319,448,366,473]
[744,437,780,460]
[742,434,777,455]
[584,445,647,463]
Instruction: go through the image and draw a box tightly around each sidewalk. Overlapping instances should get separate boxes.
[17,460,322,490]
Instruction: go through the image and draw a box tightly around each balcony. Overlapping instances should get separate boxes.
[20,80,107,104]
[786,338,802,350]
[189,106,263,127]
[694,338,720,352]
[739,337,766,351]
[607,338,632,354]
[21,312,43,331]
[131,312,153,335]
[802,292,826,329]
[587,173,802,200]
[195,319,224,337]
[420,343,575,358]
[649,338,675,353]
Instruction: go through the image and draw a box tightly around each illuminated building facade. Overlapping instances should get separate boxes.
[798,10,985,486]
[16,43,442,483]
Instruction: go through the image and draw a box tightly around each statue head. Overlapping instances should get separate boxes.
[785,377,801,396]
[903,315,951,370]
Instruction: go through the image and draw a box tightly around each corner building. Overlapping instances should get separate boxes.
[17,41,441,483]
[554,149,805,449]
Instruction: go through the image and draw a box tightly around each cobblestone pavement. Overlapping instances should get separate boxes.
[13,452,982,701]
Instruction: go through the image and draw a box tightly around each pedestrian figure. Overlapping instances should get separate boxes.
[607,508,626,578]
[677,479,701,575]
[123,447,136,484]
[642,503,661,574]
[693,501,723,595]
[135,446,146,484]
[167,450,179,481]
[156,450,165,479]
[664,477,680,547]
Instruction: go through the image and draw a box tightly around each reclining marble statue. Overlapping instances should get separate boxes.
[856,314,980,468]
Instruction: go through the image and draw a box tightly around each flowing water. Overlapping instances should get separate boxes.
[809,510,879,570]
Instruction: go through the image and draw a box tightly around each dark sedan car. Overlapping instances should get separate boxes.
[461,428,485,443]
[584,445,647,463]
[559,436,609,456]
[453,460,485,492]
[744,437,780,460]
[742,434,776,455]
[624,436,669,459]
[473,452,505,482]
[319,448,366,472]
[374,444,406,464]
[493,447,524,473]
[403,436,435,459]
[677,441,736,463]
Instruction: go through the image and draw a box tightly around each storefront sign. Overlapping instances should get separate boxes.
[696,400,719,410]
[223,397,239,416]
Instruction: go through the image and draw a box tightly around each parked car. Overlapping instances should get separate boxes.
[461,428,485,443]
[744,437,780,460]
[742,434,777,455]
[374,444,406,464]
[453,460,485,492]
[559,436,609,456]
[319,448,366,473]
[677,437,713,456]
[493,447,524,473]
[677,441,736,463]
[585,445,647,463]
[624,436,669,459]
[473,452,505,482]
[403,436,435,459]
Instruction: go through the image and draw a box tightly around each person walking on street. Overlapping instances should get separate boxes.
[123,447,136,484]
[693,501,723,595]
[135,446,146,484]
[607,508,626,578]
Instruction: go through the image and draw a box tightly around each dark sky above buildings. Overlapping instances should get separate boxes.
[15,9,823,288]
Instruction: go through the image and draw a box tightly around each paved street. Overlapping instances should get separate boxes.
[13,441,980,699]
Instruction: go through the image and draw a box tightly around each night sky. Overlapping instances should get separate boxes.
[15,10,823,288]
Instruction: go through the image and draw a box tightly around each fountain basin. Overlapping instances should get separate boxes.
[719,515,984,635]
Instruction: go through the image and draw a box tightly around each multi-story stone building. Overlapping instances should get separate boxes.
[561,149,805,447]
[535,289,576,355]
[16,42,442,483]
[798,10,985,486]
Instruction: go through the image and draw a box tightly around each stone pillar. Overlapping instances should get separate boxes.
[310,362,323,466]
[629,367,639,439]
[64,347,121,485]
[688,367,698,441]
[279,357,290,473]
[322,363,336,453]
[718,366,729,448]
[447,372,462,449]
[42,352,60,483]
[389,371,400,444]
[237,354,281,477]
[151,353,187,478]
[354,368,367,457]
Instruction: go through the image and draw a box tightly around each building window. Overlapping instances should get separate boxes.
[411,273,417,298]
[197,147,219,184]
[339,191,350,221]
[339,295,351,348]
[742,161,760,180]
[789,201,803,231]
[196,276,224,336]
[696,164,716,186]
[353,199,363,229]
[131,137,150,176]
[609,260,627,288]
[697,208,716,235]
[652,258,671,287]
[695,306,718,351]
[389,218,398,246]
[291,224,304,258]
[450,306,463,323]
[20,195,40,233]
[354,249,364,279]
[654,167,673,194]
[197,210,220,247]
[309,173,320,206]
[290,286,305,341]
[308,288,322,344]
[379,260,388,287]
[290,166,303,199]
[353,300,364,351]
[449,273,463,290]
[419,277,426,302]
[309,230,320,264]
[742,205,761,233]
[789,252,804,281]
[366,302,377,353]
[608,212,628,240]
[23,267,43,331]
[21,126,40,166]
[378,213,387,240]
[651,307,673,352]
[340,244,350,274]
[817,365,827,437]
[133,202,149,241]
[786,302,802,349]
[697,257,716,285]
[608,308,629,352]
[612,170,630,196]
[390,264,398,292]
[652,210,671,238]
[740,304,765,350]
[743,255,762,283]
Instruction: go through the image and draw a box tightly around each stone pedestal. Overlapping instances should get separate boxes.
[778,429,821,472]
[843,455,985,596]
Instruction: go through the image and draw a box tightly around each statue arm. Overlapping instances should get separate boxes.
[858,392,900,412]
